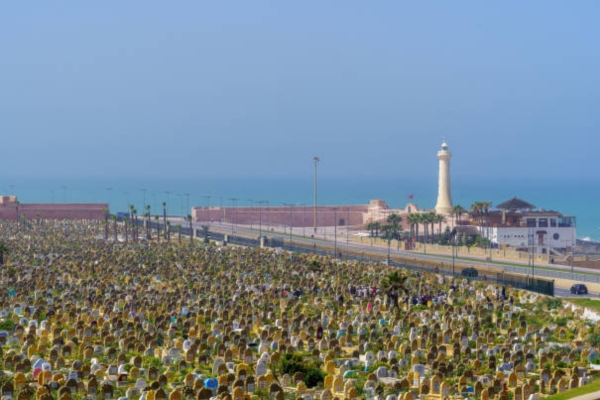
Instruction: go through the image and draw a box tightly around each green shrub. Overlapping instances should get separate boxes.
[279,353,305,375]
[305,367,326,388]
[589,333,600,348]
[555,317,568,327]
[542,298,562,311]
[0,319,14,331]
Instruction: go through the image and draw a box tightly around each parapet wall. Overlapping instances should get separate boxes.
[0,201,108,221]
[192,204,370,227]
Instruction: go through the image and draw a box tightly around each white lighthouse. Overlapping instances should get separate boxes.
[435,140,453,215]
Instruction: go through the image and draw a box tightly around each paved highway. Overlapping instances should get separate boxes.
[166,217,600,297]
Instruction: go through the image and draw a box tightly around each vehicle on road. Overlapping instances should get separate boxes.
[570,284,588,295]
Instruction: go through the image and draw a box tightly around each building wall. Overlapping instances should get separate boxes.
[0,200,108,221]
[485,226,576,249]
[192,204,371,227]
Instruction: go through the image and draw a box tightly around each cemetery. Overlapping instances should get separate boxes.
[0,220,599,400]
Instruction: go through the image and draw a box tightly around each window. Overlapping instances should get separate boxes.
[538,218,548,228]
[550,218,557,227]
[558,217,575,227]
[526,218,536,227]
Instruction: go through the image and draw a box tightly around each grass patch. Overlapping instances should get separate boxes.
[567,298,600,313]
[545,375,600,400]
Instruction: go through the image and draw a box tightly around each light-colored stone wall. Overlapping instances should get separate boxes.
[0,201,108,221]
[412,242,552,264]
[192,205,370,227]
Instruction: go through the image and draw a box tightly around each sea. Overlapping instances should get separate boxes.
[2,176,599,242]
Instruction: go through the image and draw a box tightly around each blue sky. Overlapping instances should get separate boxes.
[1,2,598,180]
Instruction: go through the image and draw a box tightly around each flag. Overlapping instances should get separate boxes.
[408,194,413,199]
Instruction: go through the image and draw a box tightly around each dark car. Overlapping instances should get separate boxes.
[570,284,588,295]
[461,267,478,278]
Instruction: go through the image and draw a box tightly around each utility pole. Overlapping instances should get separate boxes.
[334,208,338,258]
[313,156,320,235]
[284,203,295,251]
[229,198,239,234]
[258,200,268,238]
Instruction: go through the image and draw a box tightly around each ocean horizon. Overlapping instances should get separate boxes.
[1,176,597,242]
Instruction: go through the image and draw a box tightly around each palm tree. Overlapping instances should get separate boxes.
[201,224,210,243]
[407,213,419,240]
[166,221,171,242]
[387,213,403,251]
[453,205,465,227]
[0,242,7,266]
[420,212,430,244]
[145,205,152,240]
[177,224,182,244]
[15,200,20,234]
[187,214,193,245]
[428,212,438,243]
[381,224,393,264]
[112,215,118,242]
[132,208,138,242]
[414,213,423,244]
[154,215,160,239]
[381,270,408,294]
[381,270,408,309]
[434,214,445,237]
[366,222,375,237]
[481,201,492,240]
[470,201,484,227]
[103,208,109,240]
[470,201,492,247]
[162,202,168,241]
[124,215,129,243]
[382,213,402,263]
[373,221,381,238]
[130,204,137,242]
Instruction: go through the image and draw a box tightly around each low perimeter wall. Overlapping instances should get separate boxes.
[352,236,552,264]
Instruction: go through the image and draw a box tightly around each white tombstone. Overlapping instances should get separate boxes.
[68,371,78,382]
[413,364,425,377]
[409,328,418,342]
[375,367,388,379]
[212,358,224,376]
[255,361,268,377]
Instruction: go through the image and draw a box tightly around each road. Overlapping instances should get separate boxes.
[167,217,600,297]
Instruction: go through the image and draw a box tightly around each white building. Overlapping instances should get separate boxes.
[475,197,576,255]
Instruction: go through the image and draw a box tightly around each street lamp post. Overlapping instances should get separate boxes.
[164,191,171,216]
[334,208,338,258]
[258,200,267,238]
[247,199,254,229]
[346,207,350,244]
[184,193,190,216]
[139,189,147,210]
[452,233,456,276]
[313,156,320,235]
[300,204,306,237]
[571,217,576,276]
[265,200,269,231]
[229,198,239,234]
[204,195,211,222]
[284,203,295,251]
